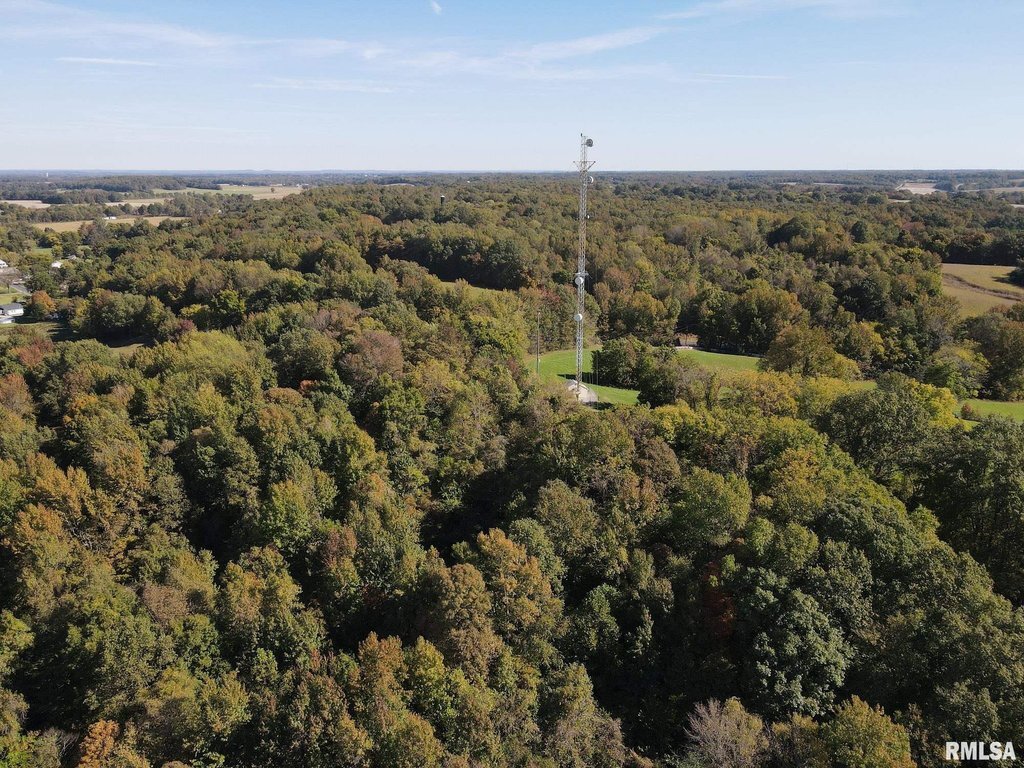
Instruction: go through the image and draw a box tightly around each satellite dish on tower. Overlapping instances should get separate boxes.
[585,138,594,147]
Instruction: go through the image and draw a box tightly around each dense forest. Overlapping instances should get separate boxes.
[1,176,1024,767]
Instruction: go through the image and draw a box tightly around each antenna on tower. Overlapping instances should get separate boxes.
[573,134,595,401]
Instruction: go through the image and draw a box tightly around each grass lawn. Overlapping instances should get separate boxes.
[964,398,1024,421]
[941,263,1024,316]
[942,279,1012,316]
[533,346,1024,422]
[942,263,1023,294]
[0,320,147,355]
[0,320,68,341]
[532,346,763,406]
[533,347,639,405]
[0,292,24,304]
[677,348,760,371]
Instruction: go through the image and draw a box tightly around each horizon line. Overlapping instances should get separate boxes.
[2,167,1024,175]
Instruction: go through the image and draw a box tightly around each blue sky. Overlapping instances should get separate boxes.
[1,0,1022,170]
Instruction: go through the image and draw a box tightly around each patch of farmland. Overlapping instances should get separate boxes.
[896,182,941,195]
[941,263,1024,316]
[216,184,304,199]
[105,197,172,207]
[3,200,51,209]
[32,216,186,232]
[151,185,304,200]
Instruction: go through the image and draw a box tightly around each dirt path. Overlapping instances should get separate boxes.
[566,380,598,404]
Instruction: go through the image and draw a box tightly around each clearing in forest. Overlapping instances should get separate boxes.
[32,216,186,232]
[941,263,1024,316]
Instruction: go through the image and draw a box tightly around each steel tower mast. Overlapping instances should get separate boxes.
[574,134,595,399]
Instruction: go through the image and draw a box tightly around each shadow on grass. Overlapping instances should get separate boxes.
[555,372,604,385]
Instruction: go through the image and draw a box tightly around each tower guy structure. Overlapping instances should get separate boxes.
[574,134,595,399]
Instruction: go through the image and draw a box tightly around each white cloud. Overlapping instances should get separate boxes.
[663,0,903,21]
[395,25,668,82]
[430,0,442,15]
[695,72,787,79]
[57,56,159,67]
[253,77,395,93]
[517,27,662,63]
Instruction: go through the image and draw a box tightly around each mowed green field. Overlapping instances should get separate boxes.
[943,263,1022,293]
[533,346,762,405]
[965,398,1024,420]
[941,263,1024,316]
[533,346,1024,421]
[534,347,639,404]
[0,320,145,355]
[677,348,760,371]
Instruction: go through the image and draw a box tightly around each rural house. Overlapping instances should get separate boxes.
[0,302,24,323]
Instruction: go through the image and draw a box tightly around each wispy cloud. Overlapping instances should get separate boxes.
[695,72,787,79]
[4,1,675,88]
[253,77,395,94]
[663,0,903,21]
[1,0,385,60]
[58,56,159,67]
[517,27,662,62]
[394,25,669,82]
[509,63,676,82]
[0,1,234,48]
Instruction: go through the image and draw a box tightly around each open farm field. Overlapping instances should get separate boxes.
[106,197,172,206]
[153,185,303,199]
[32,216,185,232]
[3,199,51,208]
[941,262,1024,315]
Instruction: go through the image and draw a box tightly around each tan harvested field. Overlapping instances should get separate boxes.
[217,184,304,199]
[3,200,51,209]
[105,197,172,206]
[32,216,186,232]
[941,262,1024,316]
[152,185,303,200]
[896,182,940,195]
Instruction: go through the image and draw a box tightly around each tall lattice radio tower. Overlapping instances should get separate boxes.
[573,134,595,399]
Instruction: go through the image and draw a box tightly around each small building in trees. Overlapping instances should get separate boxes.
[0,302,24,318]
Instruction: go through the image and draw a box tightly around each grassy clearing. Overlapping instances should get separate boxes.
[0,292,24,304]
[941,263,1024,316]
[0,320,148,356]
[3,200,50,209]
[153,185,303,200]
[942,263,1023,295]
[217,184,304,199]
[941,279,1011,315]
[964,398,1024,421]
[532,346,1024,422]
[677,348,760,371]
[533,347,639,405]
[533,346,763,406]
[106,197,172,207]
[32,216,185,232]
